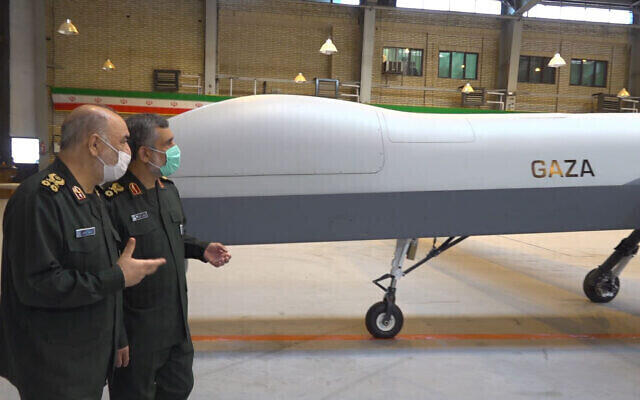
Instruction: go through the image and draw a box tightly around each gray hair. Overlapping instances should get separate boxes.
[60,105,113,150]
[125,113,169,160]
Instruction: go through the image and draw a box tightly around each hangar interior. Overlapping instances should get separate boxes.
[2,0,640,399]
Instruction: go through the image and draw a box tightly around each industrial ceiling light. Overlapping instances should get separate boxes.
[102,58,116,71]
[548,53,566,68]
[461,82,474,94]
[57,19,79,35]
[294,72,307,83]
[617,88,630,98]
[319,38,338,55]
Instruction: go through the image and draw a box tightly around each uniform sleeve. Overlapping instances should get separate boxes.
[173,184,209,261]
[105,197,129,348]
[118,321,129,349]
[184,234,208,262]
[7,191,125,309]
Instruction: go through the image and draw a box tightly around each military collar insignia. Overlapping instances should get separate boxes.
[129,182,142,196]
[72,186,86,201]
[40,173,65,193]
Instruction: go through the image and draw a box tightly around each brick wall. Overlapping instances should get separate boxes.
[45,0,635,114]
[518,19,630,113]
[217,0,361,97]
[372,9,501,108]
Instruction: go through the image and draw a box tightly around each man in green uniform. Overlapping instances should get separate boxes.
[0,105,166,400]
[105,113,231,400]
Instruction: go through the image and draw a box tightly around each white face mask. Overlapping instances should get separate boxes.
[96,136,131,185]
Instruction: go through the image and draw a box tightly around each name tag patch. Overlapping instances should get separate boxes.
[75,227,96,238]
[131,211,149,222]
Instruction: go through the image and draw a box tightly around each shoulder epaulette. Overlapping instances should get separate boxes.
[104,182,126,199]
[40,173,65,193]
[160,176,173,184]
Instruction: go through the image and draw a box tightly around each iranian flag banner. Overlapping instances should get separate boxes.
[51,87,232,116]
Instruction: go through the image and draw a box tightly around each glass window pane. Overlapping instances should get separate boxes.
[542,62,555,84]
[451,52,465,79]
[560,6,586,21]
[333,0,360,4]
[582,60,595,86]
[595,62,606,87]
[518,56,529,82]
[530,57,542,83]
[610,9,633,24]
[438,52,451,78]
[409,49,423,76]
[386,48,400,62]
[464,53,477,79]
[528,4,562,19]
[476,0,501,15]
[400,48,410,64]
[585,7,610,23]
[570,60,581,85]
[396,0,424,8]
[451,0,475,13]
[422,0,449,11]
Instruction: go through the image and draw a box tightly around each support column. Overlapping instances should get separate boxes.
[0,0,10,164]
[204,0,218,95]
[628,9,640,97]
[359,7,375,104]
[9,0,48,166]
[497,19,522,110]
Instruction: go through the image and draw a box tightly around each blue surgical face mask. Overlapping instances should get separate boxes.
[148,145,180,177]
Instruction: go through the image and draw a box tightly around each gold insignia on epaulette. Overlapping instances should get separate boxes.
[41,179,51,187]
[105,190,115,198]
[161,176,168,180]
[50,184,59,192]
[111,182,125,193]
[47,173,65,186]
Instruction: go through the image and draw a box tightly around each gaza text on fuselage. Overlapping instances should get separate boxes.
[531,160,595,178]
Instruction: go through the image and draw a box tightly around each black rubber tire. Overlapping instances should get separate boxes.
[365,301,404,339]
[583,268,620,303]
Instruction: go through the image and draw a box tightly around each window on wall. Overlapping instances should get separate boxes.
[570,59,607,87]
[304,0,360,4]
[524,4,632,24]
[383,47,424,76]
[438,51,478,80]
[518,56,556,84]
[397,0,502,15]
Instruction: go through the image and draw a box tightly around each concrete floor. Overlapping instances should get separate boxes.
[1,227,640,399]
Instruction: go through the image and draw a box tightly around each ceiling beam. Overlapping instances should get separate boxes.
[513,0,543,16]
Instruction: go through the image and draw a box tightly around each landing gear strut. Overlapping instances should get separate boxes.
[583,229,640,303]
[366,236,468,339]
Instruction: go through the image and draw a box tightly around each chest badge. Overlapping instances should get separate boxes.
[131,211,149,222]
[75,227,96,238]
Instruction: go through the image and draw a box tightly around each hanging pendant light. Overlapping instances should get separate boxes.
[294,72,306,83]
[319,38,338,55]
[548,53,566,68]
[617,88,631,98]
[57,19,79,35]
[102,58,116,71]
[461,82,474,94]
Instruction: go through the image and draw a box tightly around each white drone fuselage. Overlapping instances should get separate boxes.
[169,95,640,245]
